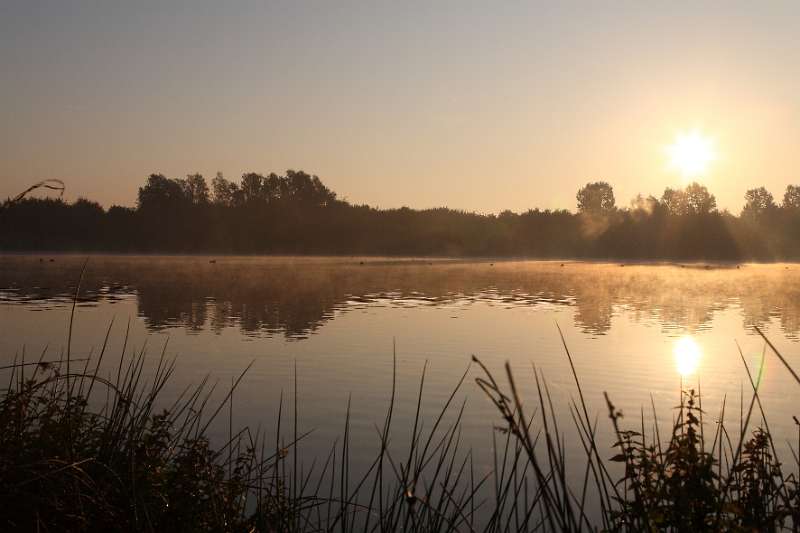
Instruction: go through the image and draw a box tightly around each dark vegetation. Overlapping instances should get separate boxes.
[3,173,800,259]
[2,305,800,530]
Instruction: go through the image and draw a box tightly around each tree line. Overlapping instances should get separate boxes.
[2,170,800,259]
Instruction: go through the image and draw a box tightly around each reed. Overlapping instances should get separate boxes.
[2,319,799,531]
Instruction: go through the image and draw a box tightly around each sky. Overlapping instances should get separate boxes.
[1,1,799,213]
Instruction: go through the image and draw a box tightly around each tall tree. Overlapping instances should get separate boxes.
[240,173,265,204]
[183,174,210,205]
[783,184,800,210]
[684,182,716,215]
[138,174,186,212]
[661,187,688,216]
[576,181,615,214]
[212,172,237,206]
[742,187,776,218]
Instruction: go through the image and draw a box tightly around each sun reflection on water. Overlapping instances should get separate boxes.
[674,336,701,376]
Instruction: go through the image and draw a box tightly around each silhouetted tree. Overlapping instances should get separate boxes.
[240,173,265,204]
[211,172,239,207]
[183,174,209,205]
[5,172,800,260]
[629,194,659,214]
[661,187,688,216]
[285,170,337,206]
[684,182,716,214]
[137,174,187,212]
[783,185,800,210]
[661,183,716,216]
[742,187,776,218]
[264,173,283,201]
[576,181,615,213]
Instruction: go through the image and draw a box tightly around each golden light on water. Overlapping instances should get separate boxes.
[666,130,717,179]
[674,336,701,376]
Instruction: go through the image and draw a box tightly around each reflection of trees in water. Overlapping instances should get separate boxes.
[3,256,800,339]
[574,299,613,335]
[134,271,342,338]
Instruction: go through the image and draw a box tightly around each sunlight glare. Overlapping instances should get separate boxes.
[674,336,701,377]
[666,131,716,179]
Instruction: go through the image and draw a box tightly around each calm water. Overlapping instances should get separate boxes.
[2,254,800,511]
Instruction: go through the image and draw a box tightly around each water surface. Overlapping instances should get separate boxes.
[2,254,799,511]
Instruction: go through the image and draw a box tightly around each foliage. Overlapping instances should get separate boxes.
[0,349,286,531]
[2,320,800,530]
[605,390,798,530]
[743,186,777,218]
[474,327,800,532]
[5,172,800,259]
[577,181,616,214]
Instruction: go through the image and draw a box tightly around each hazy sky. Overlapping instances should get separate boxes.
[2,1,799,213]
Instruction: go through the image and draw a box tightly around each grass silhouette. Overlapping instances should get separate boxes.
[2,293,799,530]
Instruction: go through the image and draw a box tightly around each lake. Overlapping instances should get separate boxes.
[2,254,799,521]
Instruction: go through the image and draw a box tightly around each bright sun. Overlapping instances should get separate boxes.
[666,130,716,178]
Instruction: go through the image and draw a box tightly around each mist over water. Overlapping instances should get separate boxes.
[2,254,800,518]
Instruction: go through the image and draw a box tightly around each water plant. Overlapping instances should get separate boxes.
[1,319,798,531]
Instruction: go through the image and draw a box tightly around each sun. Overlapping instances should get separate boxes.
[666,130,716,179]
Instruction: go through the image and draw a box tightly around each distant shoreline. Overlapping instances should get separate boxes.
[5,172,800,261]
[0,251,790,268]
